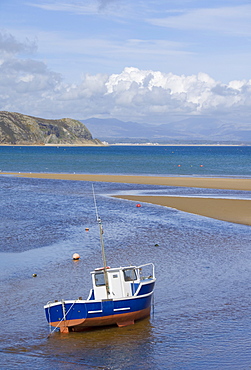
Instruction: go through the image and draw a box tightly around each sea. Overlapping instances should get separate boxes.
[0,145,251,369]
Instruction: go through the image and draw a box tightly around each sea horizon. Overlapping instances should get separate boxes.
[0,144,251,178]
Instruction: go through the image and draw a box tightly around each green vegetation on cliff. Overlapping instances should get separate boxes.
[0,111,102,145]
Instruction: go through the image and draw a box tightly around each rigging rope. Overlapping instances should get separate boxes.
[47,299,77,338]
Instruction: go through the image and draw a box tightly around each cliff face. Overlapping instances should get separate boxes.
[0,111,102,145]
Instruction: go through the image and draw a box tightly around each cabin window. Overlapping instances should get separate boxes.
[123,269,137,282]
[95,272,105,286]
[113,274,118,278]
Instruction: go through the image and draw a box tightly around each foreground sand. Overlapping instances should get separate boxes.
[2,172,251,226]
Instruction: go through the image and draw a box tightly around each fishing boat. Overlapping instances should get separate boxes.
[44,188,156,333]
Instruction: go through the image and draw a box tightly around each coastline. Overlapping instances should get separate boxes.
[109,143,248,147]
[0,143,105,147]
[0,143,249,147]
[1,172,251,226]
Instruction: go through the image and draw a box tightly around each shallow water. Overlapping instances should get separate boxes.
[1,177,251,369]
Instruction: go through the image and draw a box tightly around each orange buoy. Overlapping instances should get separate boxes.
[177,164,181,167]
[200,165,204,167]
[72,253,80,260]
[136,204,141,208]
[85,227,89,232]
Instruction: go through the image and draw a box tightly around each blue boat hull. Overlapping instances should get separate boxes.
[45,288,154,333]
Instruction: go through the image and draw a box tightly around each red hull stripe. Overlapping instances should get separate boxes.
[50,307,150,330]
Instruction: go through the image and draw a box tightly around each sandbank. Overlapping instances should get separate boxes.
[2,172,251,191]
[1,172,251,226]
[113,195,251,226]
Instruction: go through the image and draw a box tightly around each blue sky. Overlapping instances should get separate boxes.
[1,0,251,126]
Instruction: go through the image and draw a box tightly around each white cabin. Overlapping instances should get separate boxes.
[91,266,140,300]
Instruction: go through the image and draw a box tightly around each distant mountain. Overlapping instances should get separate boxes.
[81,118,155,139]
[81,117,251,144]
[0,111,102,145]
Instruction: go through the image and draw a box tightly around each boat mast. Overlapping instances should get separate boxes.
[92,185,110,297]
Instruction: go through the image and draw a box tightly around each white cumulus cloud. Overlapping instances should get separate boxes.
[1,33,251,125]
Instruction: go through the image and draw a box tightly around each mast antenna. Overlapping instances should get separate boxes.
[92,184,110,296]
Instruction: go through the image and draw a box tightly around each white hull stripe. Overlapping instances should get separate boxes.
[45,290,154,309]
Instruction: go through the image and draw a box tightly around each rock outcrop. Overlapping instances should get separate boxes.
[0,111,102,145]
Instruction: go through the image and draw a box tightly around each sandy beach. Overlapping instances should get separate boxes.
[2,172,251,226]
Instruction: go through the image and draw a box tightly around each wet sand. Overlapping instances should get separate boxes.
[2,172,251,190]
[2,172,251,226]
[113,195,251,226]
